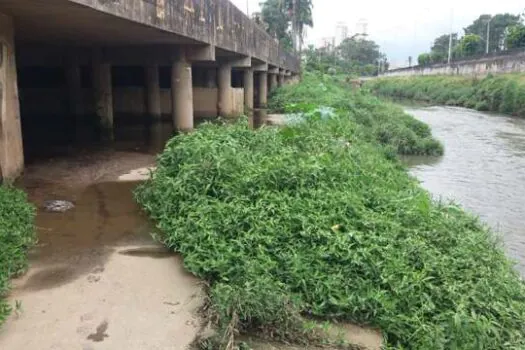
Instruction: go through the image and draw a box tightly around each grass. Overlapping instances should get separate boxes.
[367,74,525,116]
[0,186,36,325]
[136,72,525,349]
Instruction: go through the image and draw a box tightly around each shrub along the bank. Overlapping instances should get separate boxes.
[136,73,525,349]
[367,74,525,116]
[0,186,35,325]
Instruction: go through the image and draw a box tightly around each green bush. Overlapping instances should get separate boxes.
[0,186,35,325]
[367,74,525,117]
[137,74,525,349]
[474,101,489,111]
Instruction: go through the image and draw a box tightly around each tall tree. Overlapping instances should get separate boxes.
[430,33,459,63]
[464,13,521,52]
[258,0,313,53]
[286,0,313,53]
[260,0,289,41]
[506,24,525,49]
[457,34,484,57]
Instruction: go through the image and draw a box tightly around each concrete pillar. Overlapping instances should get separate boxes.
[145,65,161,119]
[65,62,83,117]
[218,64,232,117]
[269,73,278,91]
[92,55,113,134]
[0,13,24,182]
[171,55,193,131]
[243,68,254,116]
[278,71,285,87]
[206,68,216,88]
[257,72,268,108]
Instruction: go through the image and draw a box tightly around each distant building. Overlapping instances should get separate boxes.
[335,22,349,46]
[355,18,368,41]
[319,37,335,50]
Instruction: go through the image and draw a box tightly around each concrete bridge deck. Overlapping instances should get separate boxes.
[0,0,301,181]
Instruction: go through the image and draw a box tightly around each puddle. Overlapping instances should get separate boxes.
[118,247,173,259]
[21,266,78,292]
[0,149,204,349]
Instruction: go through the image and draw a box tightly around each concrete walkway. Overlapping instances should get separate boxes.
[0,152,204,350]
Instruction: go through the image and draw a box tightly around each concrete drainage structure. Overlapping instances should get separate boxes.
[0,0,301,182]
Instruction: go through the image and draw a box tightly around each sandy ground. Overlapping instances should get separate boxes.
[0,151,205,350]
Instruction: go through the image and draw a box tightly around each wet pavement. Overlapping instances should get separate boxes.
[0,122,204,349]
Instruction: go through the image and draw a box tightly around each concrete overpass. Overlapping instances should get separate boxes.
[0,0,301,181]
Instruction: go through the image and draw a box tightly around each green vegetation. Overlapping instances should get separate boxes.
[368,74,525,117]
[253,0,313,52]
[0,186,35,325]
[136,73,525,349]
[415,13,523,65]
[304,38,389,77]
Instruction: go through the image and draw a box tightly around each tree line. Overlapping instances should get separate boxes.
[303,38,388,76]
[417,13,525,66]
[253,0,387,76]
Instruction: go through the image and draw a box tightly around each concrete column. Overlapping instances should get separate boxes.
[206,68,216,88]
[92,56,113,134]
[171,55,194,131]
[257,72,268,108]
[145,65,161,119]
[278,71,285,87]
[218,64,232,117]
[65,62,83,117]
[269,73,278,91]
[243,68,254,117]
[0,13,24,182]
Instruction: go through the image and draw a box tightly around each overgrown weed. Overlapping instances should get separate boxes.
[0,186,35,326]
[136,73,525,349]
[368,74,525,117]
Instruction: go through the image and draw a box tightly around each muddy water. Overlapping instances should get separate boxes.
[403,106,525,275]
[0,121,204,349]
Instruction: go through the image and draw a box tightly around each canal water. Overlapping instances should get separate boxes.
[403,106,525,275]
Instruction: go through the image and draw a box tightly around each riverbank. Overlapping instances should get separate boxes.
[0,186,35,325]
[136,73,525,349]
[367,74,525,117]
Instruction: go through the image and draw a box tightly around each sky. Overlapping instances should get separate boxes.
[230,0,524,68]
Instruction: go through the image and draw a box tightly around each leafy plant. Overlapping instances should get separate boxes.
[136,74,525,349]
[0,186,36,326]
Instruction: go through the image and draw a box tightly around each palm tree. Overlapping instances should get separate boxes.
[287,0,313,53]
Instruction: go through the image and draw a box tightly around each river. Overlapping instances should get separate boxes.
[404,106,525,275]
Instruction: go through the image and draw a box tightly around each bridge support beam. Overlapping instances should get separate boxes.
[269,73,278,91]
[243,68,254,117]
[171,53,193,131]
[0,12,24,182]
[258,72,268,109]
[218,63,232,117]
[145,65,161,119]
[278,69,285,87]
[92,53,113,137]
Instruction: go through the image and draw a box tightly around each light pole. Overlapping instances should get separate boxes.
[486,16,493,54]
[447,9,454,65]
